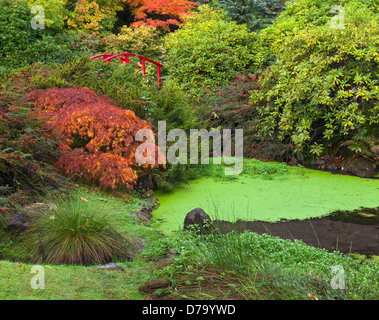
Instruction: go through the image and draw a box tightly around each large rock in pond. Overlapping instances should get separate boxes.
[345,156,377,178]
[183,208,213,234]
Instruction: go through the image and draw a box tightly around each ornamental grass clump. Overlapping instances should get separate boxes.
[22,194,130,265]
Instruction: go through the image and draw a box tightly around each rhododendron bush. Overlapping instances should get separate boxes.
[28,87,164,189]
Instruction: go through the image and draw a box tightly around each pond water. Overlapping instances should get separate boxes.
[153,160,379,235]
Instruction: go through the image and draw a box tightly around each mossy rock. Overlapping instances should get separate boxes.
[345,156,377,178]
[7,202,56,232]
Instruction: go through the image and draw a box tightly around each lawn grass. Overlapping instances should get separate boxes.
[0,259,150,300]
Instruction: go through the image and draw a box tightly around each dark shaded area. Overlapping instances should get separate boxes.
[214,207,379,257]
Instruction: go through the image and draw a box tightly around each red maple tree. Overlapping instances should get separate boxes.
[123,0,199,30]
[28,87,164,189]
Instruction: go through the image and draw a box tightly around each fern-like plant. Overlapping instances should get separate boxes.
[341,134,379,163]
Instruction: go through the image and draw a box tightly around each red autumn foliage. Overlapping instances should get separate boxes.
[27,87,164,189]
[124,0,198,30]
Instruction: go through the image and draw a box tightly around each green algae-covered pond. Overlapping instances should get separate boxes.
[153,160,379,234]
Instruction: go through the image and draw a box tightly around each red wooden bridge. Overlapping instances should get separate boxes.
[91,52,163,87]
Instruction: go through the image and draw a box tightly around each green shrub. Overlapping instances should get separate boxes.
[31,74,68,89]
[64,0,121,35]
[0,0,37,68]
[0,0,100,68]
[22,194,130,265]
[148,79,200,131]
[250,1,379,156]
[58,57,152,118]
[100,24,164,59]
[253,0,378,69]
[144,79,209,191]
[0,66,13,82]
[26,0,67,31]
[164,5,256,95]
[200,73,298,161]
[215,0,287,32]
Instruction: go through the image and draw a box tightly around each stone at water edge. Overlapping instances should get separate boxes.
[130,197,160,225]
[345,156,377,178]
[145,197,160,209]
[183,208,214,234]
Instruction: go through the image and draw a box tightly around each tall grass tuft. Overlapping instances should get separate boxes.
[22,193,131,265]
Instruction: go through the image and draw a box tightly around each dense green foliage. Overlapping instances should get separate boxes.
[25,0,67,30]
[202,73,296,161]
[164,5,256,95]
[250,1,379,156]
[0,0,100,68]
[0,0,41,67]
[100,24,164,59]
[215,0,287,31]
[253,0,378,68]
[0,0,378,301]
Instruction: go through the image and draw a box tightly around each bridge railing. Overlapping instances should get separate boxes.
[91,52,163,87]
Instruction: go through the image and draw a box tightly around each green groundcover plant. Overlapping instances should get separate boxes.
[159,229,379,300]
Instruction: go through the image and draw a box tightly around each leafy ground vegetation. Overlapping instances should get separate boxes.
[0,0,378,300]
